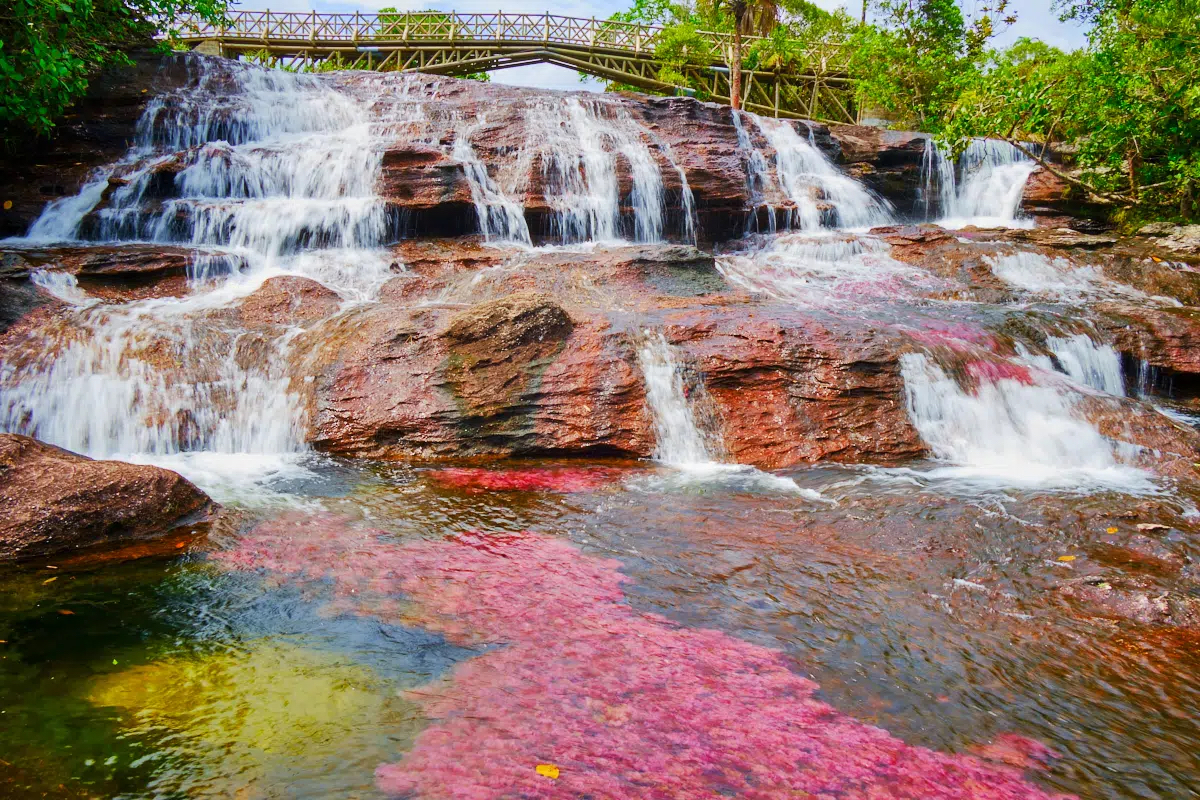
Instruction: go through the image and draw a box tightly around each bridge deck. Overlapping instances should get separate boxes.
[171,11,857,123]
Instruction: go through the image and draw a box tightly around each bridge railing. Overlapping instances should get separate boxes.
[172,10,848,69]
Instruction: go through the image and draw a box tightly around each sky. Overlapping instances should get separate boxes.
[242,0,1092,91]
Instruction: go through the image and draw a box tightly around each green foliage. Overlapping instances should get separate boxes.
[848,0,1013,127]
[1,0,226,144]
[945,0,1200,220]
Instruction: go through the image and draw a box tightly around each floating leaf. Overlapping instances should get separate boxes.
[1056,555,1076,562]
[535,764,560,779]
[42,576,57,585]
[1106,527,1118,533]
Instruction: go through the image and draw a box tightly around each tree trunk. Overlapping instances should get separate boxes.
[731,25,743,110]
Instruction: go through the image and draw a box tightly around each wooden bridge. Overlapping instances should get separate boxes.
[172,11,856,123]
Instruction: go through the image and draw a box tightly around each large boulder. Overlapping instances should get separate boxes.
[0,434,213,562]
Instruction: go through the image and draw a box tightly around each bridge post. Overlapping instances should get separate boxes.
[590,18,596,48]
[543,14,550,44]
[353,11,360,43]
[263,9,270,45]
[309,9,316,45]
[774,70,780,118]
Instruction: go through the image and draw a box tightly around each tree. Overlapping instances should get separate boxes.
[944,0,1200,221]
[1,0,226,146]
[848,0,1012,128]
[709,0,779,109]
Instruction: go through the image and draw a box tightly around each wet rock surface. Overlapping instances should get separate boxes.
[0,434,212,561]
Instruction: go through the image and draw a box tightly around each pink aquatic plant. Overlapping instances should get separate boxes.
[214,516,1073,800]
[430,466,626,493]
[967,360,1036,386]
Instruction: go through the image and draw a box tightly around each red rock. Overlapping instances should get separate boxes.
[430,466,627,493]
[0,434,213,562]
[237,276,342,326]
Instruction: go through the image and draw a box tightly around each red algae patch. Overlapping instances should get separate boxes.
[214,516,1072,800]
[429,466,626,493]
[966,360,1036,387]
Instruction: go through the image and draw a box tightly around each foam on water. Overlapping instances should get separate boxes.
[753,116,893,231]
[717,232,929,306]
[898,352,1154,494]
[528,98,666,244]
[0,59,426,498]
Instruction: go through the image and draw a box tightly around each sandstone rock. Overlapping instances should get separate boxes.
[238,276,342,326]
[1136,224,1200,255]
[0,434,213,562]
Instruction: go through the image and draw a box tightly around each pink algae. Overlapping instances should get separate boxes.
[430,466,625,493]
[214,516,1073,800]
[967,360,1036,386]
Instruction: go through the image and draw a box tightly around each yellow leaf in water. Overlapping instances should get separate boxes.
[1,201,11,211]
[535,764,560,779]
[42,576,57,585]
[1106,527,1118,533]
[58,610,75,615]
[1057,555,1076,562]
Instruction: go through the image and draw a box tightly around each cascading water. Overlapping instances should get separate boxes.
[636,331,719,466]
[717,233,930,307]
[898,352,1152,492]
[453,120,532,245]
[527,98,666,244]
[732,110,778,233]
[916,138,957,221]
[754,115,892,231]
[934,139,1038,228]
[0,58,431,497]
[635,331,825,497]
[1046,334,1126,396]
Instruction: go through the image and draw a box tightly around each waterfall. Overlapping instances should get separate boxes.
[1046,334,1126,396]
[939,139,1037,228]
[453,122,532,245]
[528,98,666,244]
[916,138,957,221]
[733,110,778,233]
[636,332,718,466]
[0,58,428,493]
[753,116,892,231]
[899,352,1152,492]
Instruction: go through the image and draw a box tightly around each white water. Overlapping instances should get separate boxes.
[754,116,892,231]
[635,331,825,497]
[1046,334,1126,396]
[637,331,718,466]
[453,121,532,245]
[0,59,431,497]
[733,110,778,232]
[934,139,1038,229]
[717,232,929,307]
[528,98,666,244]
[898,352,1153,493]
[30,269,97,307]
[917,138,956,221]
[985,251,1104,298]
